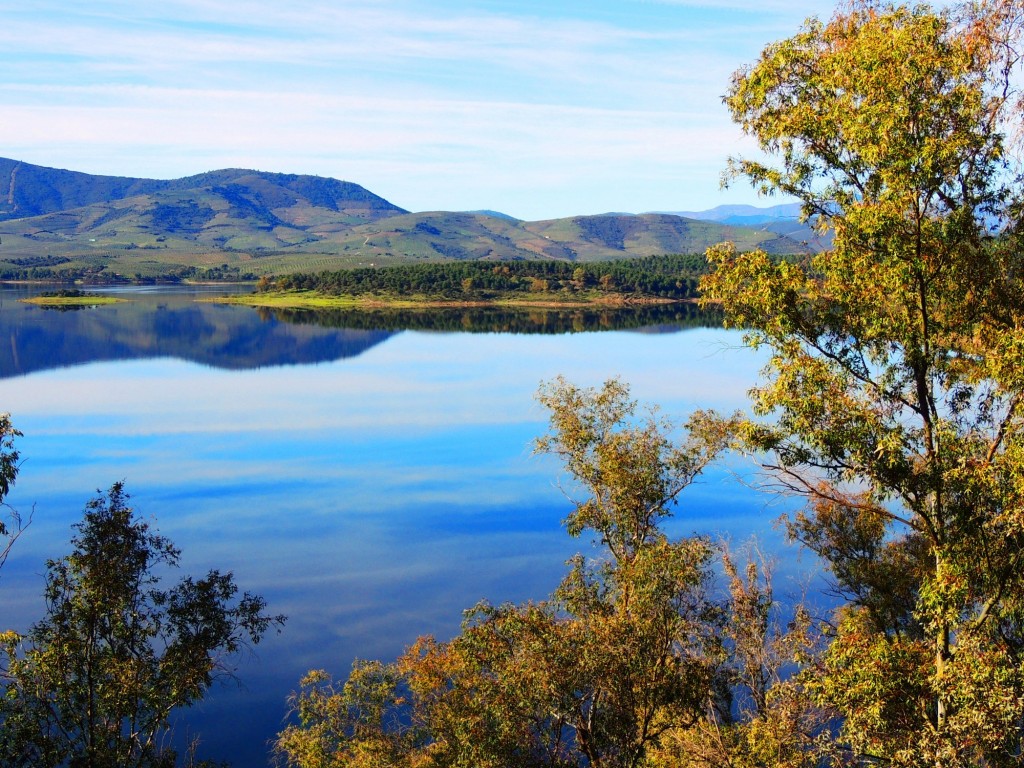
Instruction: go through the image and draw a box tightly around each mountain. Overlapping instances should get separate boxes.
[666,202,804,224]
[669,202,833,252]
[0,158,164,220]
[466,210,521,222]
[522,213,807,257]
[0,159,824,279]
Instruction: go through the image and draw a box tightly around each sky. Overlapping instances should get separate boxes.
[1,0,841,220]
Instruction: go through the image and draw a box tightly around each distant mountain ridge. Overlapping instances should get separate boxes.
[0,158,826,279]
[665,202,804,224]
[663,202,833,252]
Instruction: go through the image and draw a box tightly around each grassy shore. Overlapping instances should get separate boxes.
[20,294,127,307]
[206,289,682,310]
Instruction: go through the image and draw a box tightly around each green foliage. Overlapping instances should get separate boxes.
[0,414,19,507]
[275,380,820,768]
[0,483,285,768]
[534,377,732,562]
[270,255,709,301]
[647,548,828,768]
[703,0,1024,764]
[276,664,425,768]
[0,413,24,570]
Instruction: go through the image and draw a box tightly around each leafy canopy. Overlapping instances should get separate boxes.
[702,1,1024,764]
[0,483,285,768]
[276,380,786,768]
[0,413,24,571]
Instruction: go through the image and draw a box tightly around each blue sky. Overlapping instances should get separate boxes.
[2,0,839,220]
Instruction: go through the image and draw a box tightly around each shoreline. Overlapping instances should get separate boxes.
[204,290,688,311]
[19,295,128,307]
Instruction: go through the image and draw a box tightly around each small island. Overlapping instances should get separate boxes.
[20,289,127,307]
[210,255,707,310]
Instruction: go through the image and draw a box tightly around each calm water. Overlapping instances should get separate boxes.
[0,284,805,767]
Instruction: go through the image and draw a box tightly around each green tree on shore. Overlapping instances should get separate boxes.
[0,413,24,572]
[701,0,1024,763]
[275,379,757,768]
[277,1,1024,765]
[0,483,285,768]
[274,380,825,768]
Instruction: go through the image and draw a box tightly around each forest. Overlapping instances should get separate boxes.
[4,0,1024,766]
[265,254,710,301]
[0,260,259,283]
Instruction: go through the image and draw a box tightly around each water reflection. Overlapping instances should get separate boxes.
[0,284,786,768]
[0,285,393,377]
[264,302,721,335]
[0,284,721,379]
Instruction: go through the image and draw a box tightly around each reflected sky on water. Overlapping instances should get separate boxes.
[0,284,811,767]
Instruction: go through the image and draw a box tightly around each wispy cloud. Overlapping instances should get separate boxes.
[1,0,828,216]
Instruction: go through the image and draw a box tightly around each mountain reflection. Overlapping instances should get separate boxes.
[0,286,721,379]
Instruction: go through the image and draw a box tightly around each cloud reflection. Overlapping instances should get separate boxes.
[0,320,773,767]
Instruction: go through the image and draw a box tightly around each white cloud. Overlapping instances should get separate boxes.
[0,0,818,214]
[0,78,762,216]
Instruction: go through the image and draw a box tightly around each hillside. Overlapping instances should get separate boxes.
[0,159,822,280]
[670,202,834,251]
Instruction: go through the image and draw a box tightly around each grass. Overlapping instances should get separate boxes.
[21,293,127,307]
[205,289,681,310]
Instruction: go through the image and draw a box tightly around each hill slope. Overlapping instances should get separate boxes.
[0,159,821,280]
[0,158,164,221]
[673,202,833,251]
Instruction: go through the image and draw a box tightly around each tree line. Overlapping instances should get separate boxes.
[266,254,710,300]
[0,262,259,283]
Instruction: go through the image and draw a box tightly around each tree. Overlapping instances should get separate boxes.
[276,379,742,768]
[645,547,828,768]
[275,663,425,768]
[0,482,285,768]
[0,413,25,572]
[701,1,1024,764]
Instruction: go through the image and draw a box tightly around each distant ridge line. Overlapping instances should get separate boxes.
[0,158,825,279]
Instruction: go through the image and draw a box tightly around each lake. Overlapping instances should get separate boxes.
[0,284,808,767]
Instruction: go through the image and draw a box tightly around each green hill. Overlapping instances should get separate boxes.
[0,158,820,281]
